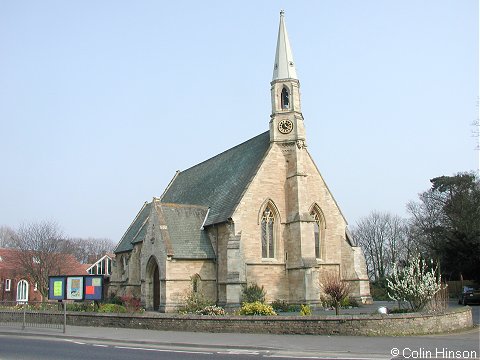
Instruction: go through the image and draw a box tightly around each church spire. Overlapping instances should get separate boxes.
[269,10,305,143]
[272,10,298,81]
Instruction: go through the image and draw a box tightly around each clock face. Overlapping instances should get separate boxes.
[278,119,293,134]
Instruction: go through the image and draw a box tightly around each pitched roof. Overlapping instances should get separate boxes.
[160,131,271,226]
[156,203,215,259]
[114,202,151,253]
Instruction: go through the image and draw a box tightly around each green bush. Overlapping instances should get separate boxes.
[300,304,312,316]
[389,308,413,314]
[107,295,124,305]
[66,302,96,312]
[340,297,359,308]
[288,304,301,312]
[320,295,334,308]
[178,291,213,314]
[98,303,127,313]
[242,283,266,303]
[271,299,291,312]
[370,283,390,301]
[240,301,277,316]
[195,305,225,316]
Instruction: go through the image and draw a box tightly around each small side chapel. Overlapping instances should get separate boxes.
[110,11,372,311]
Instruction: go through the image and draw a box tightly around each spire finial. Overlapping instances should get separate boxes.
[272,9,297,80]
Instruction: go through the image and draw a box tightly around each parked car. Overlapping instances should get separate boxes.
[458,286,480,305]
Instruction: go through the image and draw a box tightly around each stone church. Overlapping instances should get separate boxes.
[111,11,371,312]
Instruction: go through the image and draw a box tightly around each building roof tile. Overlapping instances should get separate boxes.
[160,131,270,226]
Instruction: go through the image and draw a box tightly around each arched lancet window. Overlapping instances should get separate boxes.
[281,87,290,109]
[311,207,326,259]
[16,279,29,303]
[191,274,201,293]
[261,205,276,258]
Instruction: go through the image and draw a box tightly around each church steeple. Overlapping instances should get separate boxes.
[270,10,305,144]
[272,10,298,81]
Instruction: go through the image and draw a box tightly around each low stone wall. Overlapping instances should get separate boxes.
[65,307,473,336]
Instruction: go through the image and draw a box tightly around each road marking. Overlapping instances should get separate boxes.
[114,345,212,355]
[63,339,85,345]
[218,350,260,355]
[92,344,108,347]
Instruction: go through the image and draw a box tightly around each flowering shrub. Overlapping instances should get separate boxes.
[178,290,213,314]
[300,304,312,316]
[120,295,143,313]
[195,305,225,316]
[240,301,277,316]
[387,255,445,312]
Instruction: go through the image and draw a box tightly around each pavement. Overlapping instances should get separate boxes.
[0,301,478,359]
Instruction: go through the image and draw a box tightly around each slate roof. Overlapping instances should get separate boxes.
[157,203,215,259]
[114,202,151,253]
[161,131,271,226]
[114,131,271,257]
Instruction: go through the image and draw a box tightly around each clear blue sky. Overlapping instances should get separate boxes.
[0,1,478,242]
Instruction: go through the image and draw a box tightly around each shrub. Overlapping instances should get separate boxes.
[300,304,312,316]
[340,297,359,308]
[240,301,277,316]
[107,295,124,305]
[389,308,413,314]
[195,305,225,316]
[288,304,301,312]
[66,302,96,312]
[98,303,127,313]
[270,299,290,312]
[242,283,266,303]
[370,283,390,301]
[320,274,352,315]
[120,295,143,313]
[178,290,213,314]
[387,254,445,312]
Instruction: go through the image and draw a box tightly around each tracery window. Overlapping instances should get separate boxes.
[281,87,290,109]
[311,208,325,259]
[261,205,275,258]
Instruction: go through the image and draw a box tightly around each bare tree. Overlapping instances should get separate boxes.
[320,274,352,315]
[351,211,411,282]
[12,221,67,298]
[65,237,115,264]
[0,226,17,248]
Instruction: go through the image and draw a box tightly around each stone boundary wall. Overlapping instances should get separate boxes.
[65,307,472,336]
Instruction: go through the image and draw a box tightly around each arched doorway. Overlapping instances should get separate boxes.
[146,256,161,311]
[153,264,160,311]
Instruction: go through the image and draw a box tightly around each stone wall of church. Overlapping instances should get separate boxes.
[109,244,143,299]
[230,142,369,305]
[163,259,216,312]
[245,263,288,302]
[211,223,229,306]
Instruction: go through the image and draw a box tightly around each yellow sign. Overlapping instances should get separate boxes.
[53,281,63,296]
